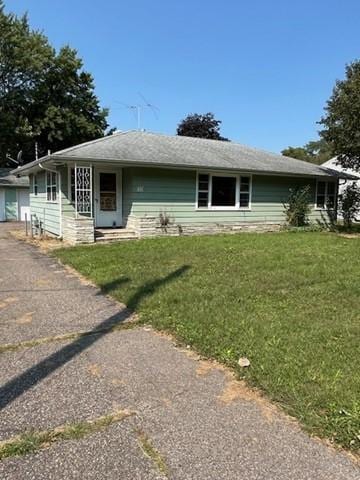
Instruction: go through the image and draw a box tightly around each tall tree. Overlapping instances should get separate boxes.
[281,138,333,164]
[281,146,310,162]
[319,60,360,172]
[0,1,108,166]
[176,112,229,141]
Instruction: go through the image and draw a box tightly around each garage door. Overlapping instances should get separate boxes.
[18,189,30,221]
[0,189,4,221]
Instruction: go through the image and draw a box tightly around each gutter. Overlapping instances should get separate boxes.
[11,155,51,176]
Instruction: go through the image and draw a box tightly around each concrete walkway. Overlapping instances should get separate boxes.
[0,224,358,479]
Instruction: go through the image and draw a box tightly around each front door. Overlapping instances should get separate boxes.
[95,170,122,227]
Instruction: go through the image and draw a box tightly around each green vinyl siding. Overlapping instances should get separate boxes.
[5,188,17,220]
[29,171,60,236]
[60,166,76,217]
[123,167,331,225]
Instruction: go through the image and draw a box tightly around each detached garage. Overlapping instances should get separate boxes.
[0,169,30,222]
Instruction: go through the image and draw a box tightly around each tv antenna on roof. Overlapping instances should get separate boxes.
[115,93,159,130]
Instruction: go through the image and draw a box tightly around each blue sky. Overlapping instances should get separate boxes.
[8,0,360,152]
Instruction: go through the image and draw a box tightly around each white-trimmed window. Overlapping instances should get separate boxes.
[46,171,57,202]
[197,173,251,209]
[316,180,336,209]
[33,174,38,196]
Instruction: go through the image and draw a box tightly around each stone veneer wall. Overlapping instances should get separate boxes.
[125,215,281,238]
[62,217,95,244]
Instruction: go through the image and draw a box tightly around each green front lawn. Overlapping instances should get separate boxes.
[55,232,360,452]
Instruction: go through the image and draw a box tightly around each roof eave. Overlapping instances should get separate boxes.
[0,183,29,187]
[47,154,341,178]
[320,167,359,181]
[12,153,352,180]
[10,155,52,175]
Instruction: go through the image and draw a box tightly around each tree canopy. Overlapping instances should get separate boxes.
[281,138,333,165]
[176,112,229,141]
[319,60,360,172]
[0,1,108,166]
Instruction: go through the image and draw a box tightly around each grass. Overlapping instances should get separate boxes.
[0,409,133,460]
[54,232,360,452]
[136,430,168,476]
[336,223,360,234]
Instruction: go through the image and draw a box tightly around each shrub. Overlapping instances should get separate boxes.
[159,211,172,232]
[284,186,311,226]
[339,182,360,228]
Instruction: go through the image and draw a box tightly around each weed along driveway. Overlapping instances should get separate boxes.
[0,225,359,479]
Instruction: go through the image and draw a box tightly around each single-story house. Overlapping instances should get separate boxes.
[0,168,30,222]
[12,131,357,243]
[321,157,360,221]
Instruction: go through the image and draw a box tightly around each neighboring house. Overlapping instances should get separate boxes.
[12,131,356,243]
[322,157,360,221]
[0,169,30,222]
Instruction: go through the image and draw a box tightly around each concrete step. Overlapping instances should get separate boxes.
[95,236,137,243]
[95,229,138,242]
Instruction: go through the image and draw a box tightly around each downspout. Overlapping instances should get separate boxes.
[38,163,62,239]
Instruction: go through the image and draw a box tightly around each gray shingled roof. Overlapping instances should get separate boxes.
[0,168,29,187]
[12,131,358,179]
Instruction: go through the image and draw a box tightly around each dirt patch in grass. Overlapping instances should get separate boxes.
[10,229,68,253]
[87,363,102,377]
[34,277,53,287]
[15,312,34,325]
[218,377,279,423]
[338,233,360,239]
[195,358,279,423]
[61,263,98,287]
[196,360,217,376]
[0,297,18,310]
[111,378,126,386]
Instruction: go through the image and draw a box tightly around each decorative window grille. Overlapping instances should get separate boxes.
[75,166,92,217]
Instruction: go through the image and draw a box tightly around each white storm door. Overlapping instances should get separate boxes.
[95,169,122,227]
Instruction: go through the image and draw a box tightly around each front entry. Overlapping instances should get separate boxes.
[95,169,122,227]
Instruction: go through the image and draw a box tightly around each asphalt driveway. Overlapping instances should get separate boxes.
[0,224,358,479]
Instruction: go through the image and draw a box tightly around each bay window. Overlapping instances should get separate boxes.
[197,173,251,209]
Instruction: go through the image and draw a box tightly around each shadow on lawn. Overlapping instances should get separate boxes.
[99,277,131,295]
[0,265,190,410]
